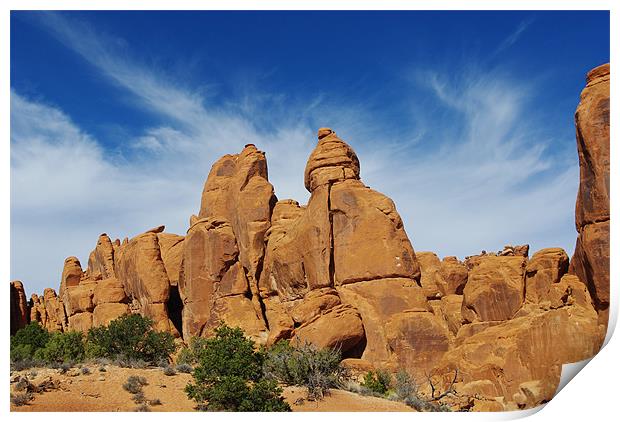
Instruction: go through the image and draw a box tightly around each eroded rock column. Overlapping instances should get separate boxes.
[569,63,610,330]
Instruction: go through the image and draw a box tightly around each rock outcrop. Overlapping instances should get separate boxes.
[30,288,67,332]
[569,63,610,329]
[432,273,600,408]
[180,144,274,343]
[462,256,525,323]
[259,128,433,369]
[10,281,29,335]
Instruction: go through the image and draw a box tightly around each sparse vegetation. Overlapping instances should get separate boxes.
[10,392,33,407]
[263,340,344,400]
[163,365,177,376]
[176,336,209,366]
[10,358,42,371]
[176,363,193,373]
[134,403,150,412]
[13,377,31,392]
[394,370,417,400]
[85,314,177,364]
[406,369,457,412]
[10,318,457,412]
[361,369,392,395]
[123,375,148,394]
[122,375,163,410]
[185,324,291,411]
[350,368,456,412]
[113,357,149,368]
[132,391,146,404]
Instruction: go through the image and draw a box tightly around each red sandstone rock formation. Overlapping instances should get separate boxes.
[10,63,609,411]
[259,128,434,368]
[30,288,67,332]
[569,63,610,329]
[180,143,274,342]
[10,281,29,335]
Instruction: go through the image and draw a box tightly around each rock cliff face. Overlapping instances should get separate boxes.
[569,63,610,329]
[10,281,29,335]
[11,64,609,410]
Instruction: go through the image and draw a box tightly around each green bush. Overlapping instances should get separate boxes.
[361,369,392,395]
[10,322,50,362]
[35,331,85,364]
[239,379,291,411]
[85,314,176,364]
[185,324,290,412]
[176,336,210,366]
[263,340,343,400]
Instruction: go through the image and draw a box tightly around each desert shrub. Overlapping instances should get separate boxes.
[263,340,343,400]
[149,398,162,406]
[361,369,392,395]
[185,324,290,412]
[98,366,107,372]
[134,404,150,412]
[10,392,33,407]
[85,314,176,364]
[81,367,91,375]
[176,336,209,366]
[176,363,193,373]
[11,358,42,371]
[35,331,85,364]
[404,396,451,412]
[10,322,50,362]
[113,357,148,368]
[123,375,148,394]
[394,370,417,400]
[58,362,72,374]
[163,365,176,376]
[92,357,111,366]
[14,377,30,392]
[132,391,146,404]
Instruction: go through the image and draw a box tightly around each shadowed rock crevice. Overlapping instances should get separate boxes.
[167,285,183,337]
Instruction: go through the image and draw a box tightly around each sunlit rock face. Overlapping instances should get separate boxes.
[569,63,610,330]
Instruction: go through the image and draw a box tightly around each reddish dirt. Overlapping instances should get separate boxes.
[10,364,414,412]
[283,386,415,412]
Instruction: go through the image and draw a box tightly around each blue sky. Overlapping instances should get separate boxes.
[10,11,609,294]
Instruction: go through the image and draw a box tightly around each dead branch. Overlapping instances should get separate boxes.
[427,368,458,402]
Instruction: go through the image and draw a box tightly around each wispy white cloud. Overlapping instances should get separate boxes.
[11,12,579,294]
[360,66,578,258]
[493,17,536,57]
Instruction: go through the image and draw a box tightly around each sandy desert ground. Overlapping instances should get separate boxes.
[10,363,414,412]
